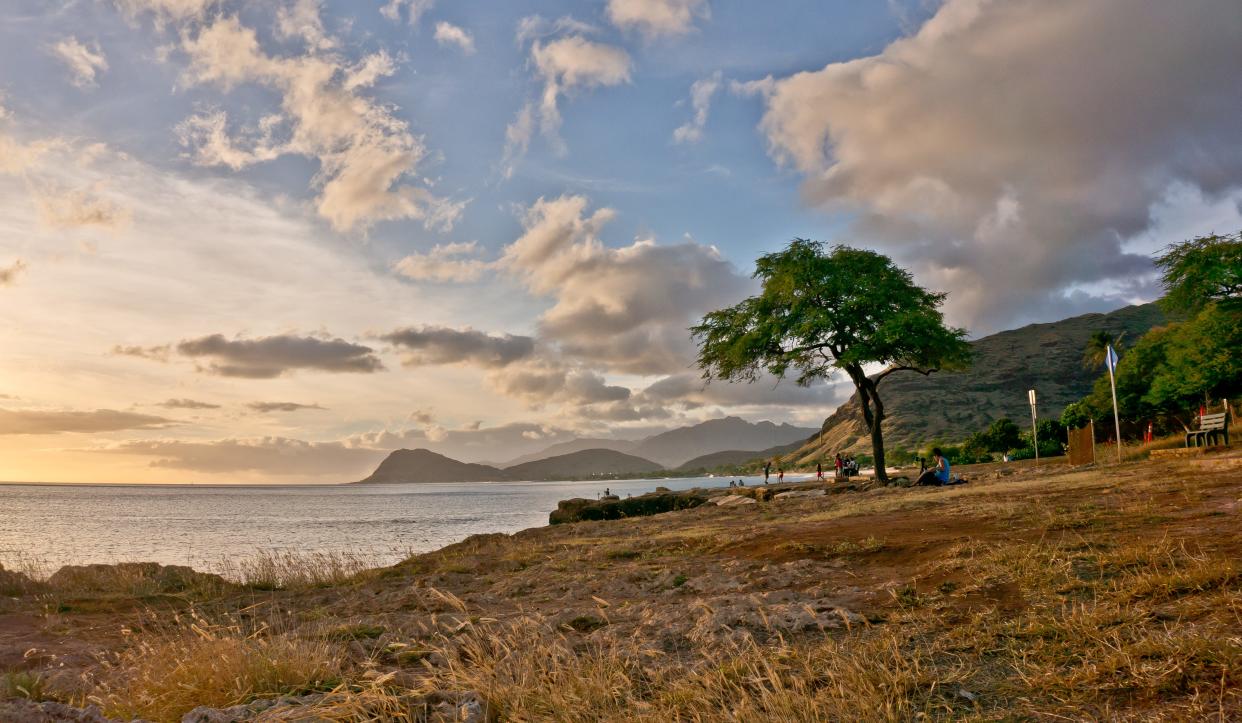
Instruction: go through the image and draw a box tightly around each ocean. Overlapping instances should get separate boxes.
[0,475,771,574]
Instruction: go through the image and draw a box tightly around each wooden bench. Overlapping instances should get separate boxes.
[1185,412,1229,447]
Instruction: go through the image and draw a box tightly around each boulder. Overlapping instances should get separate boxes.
[0,563,42,596]
[549,492,708,524]
[0,700,127,723]
[714,495,757,506]
[47,563,229,595]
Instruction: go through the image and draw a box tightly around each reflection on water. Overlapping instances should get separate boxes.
[0,475,771,571]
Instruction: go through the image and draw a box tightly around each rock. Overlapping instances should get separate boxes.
[0,700,128,723]
[773,490,823,500]
[549,492,708,524]
[714,495,757,506]
[46,563,229,595]
[0,563,42,596]
[181,694,325,722]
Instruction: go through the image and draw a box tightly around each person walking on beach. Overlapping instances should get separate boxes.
[817,462,823,480]
[778,467,784,483]
[763,461,771,484]
[834,453,843,479]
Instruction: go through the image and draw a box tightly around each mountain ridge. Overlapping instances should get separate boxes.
[782,302,1167,466]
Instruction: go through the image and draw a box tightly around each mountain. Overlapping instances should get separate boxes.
[501,438,637,468]
[782,302,1167,465]
[355,448,508,484]
[633,417,817,468]
[675,440,807,471]
[505,449,663,480]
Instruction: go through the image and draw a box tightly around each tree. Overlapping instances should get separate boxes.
[1082,329,1125,370]
[691,240,971,483]
[1155,231,1241,314]
[983,418,1023,451]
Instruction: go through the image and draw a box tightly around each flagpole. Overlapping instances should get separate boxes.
[1107,346,1122,464]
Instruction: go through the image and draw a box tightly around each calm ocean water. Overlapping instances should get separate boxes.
[0,475,772,573]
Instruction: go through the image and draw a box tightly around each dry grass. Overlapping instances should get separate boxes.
[205,548,386,590]
[86,610,343,722]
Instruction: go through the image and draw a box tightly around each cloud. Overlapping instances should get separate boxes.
[0,260,26,287]
[246,401,327,413]
[276,0,335,51]
[107,437,383,475]
[350,421,580,464]
[177,14,463,232]
[157,398,220,409]
[500,195,749,374]
[33,185,132,230]
[50,37,109,88]
[673,70,720,144]
[175,333,385,378]
[379,0,435,25]
[113,0,216,23]
[754,0,1242,330]
[505,32,630,167]
[112,344,172,361]
[392,241,490,283]
[0,408,173,435]
[378,326,535,368]
[606,0,709,37]
[434,22,475,55]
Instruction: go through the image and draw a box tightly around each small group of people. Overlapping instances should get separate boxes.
[916,448,963,486]
[834,453,859,478]
[761,461,785,484]
[727,479,747,487]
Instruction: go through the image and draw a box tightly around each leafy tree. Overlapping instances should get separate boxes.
[1060,401,1093,430]
[1082,329,1125,370]
[984,418,1024,451]
[1155,231,1241,314]
[691,240,970,482]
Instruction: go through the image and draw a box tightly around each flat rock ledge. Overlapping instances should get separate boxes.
[0,700,136,723]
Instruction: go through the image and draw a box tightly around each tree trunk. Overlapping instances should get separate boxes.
[848,367,889,483]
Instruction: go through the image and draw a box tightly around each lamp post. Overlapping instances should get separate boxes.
[1028,389,1039,464]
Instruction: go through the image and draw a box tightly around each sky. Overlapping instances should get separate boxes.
[1,0,1240,483]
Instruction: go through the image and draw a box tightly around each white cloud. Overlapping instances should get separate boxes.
[113,0,216,24]
[50,37,109,88]
[504,33,631,168]
[433,22,475,55]
[379,0,434,25]
[177,15,462,232]
[754,0,1242,330]
[106,436,383,475]
[276,0,336,51]
[673,70,720,144]
[500,195,748,375]
[0,408,173,435]
[393,241,490,283]
[606,0,709,38]
[33,185,132,231]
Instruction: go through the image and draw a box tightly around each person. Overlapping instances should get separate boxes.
[835,453,843,478]
[916,448,951,486]
[817,462,823,480]
[778,468,784,483]
[763,461,771,484]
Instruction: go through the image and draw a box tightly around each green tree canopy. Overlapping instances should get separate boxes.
[1082,329,1125,370]
[1155,231,1241,314]
[691,240,970,482]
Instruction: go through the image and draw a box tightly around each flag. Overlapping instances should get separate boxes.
[1105,344,1119,373]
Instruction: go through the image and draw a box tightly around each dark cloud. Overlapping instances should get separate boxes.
[157,398,221,410]
[112,344,171,362]
[0,259,26,286]
[246,401,327,413]
[176,334,384,378]
[0,408,173,435]
[108,437,383,476]
[757,0,1242,331]
[379,326,535,368]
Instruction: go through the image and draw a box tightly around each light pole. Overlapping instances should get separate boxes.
[1028,389,1039,464]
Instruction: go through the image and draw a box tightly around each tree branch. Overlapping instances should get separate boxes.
[873,365,941,385]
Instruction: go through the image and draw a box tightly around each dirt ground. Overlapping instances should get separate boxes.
[2,447,1239,720]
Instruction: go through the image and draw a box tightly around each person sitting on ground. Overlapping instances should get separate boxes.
[916,448,951,486]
